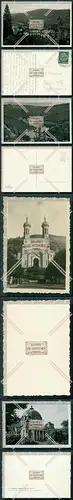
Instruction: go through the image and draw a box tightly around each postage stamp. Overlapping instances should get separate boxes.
[3,197,70,294]
[2,97,72,144]
[3,300,70,395]
[2,400,71,448]
[1,146,72,193]
[2,451,71,497]
[2,49,72,96]
[1,1,72,48]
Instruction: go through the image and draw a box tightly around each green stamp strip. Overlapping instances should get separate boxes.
[58,51,69,65]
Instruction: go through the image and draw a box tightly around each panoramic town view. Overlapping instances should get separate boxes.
[3,99,70,143]
[3,1,70,46]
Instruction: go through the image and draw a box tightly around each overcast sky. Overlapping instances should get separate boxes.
[6,198,69,239]
[2,1,70,15]
[4,97,69,105]
[13,402,69,427]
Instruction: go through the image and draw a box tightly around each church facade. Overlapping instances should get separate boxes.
[7,406,45,444]
[21,216,54,269]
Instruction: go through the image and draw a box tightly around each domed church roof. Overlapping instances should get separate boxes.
[27,405,42,420]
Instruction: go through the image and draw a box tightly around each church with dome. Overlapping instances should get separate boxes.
[8,405,46,444]
[21,216,54,269]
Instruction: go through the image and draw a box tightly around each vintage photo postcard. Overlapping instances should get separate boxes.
[2,451,71,497]
[1,146,72,193]
[2,49,72,96]
[2,98,72,144]
[2,400,71,448]
[3,197,70,294]
[2,1,72,48]
[3,300,70,396]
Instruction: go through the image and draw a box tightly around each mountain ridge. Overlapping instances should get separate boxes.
[12,9,70,26]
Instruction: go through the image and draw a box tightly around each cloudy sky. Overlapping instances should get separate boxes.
[2,1,70,15]
[4,97,69,105]
[6,197,69,239]
[8,402,69,427]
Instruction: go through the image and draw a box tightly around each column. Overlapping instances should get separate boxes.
[38,430,40,441]
[28,253,31,267]
[35,430,37,441]
[42,431,44,441]
[32,429,35,441]
[21,427,24,438]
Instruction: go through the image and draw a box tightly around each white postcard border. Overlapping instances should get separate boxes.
[2,451,71,498]
[1,1,72,49]
[3,196,70,294]
[2,400,71,449]
[1,98,72,145]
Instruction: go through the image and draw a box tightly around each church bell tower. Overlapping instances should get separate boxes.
[41,217,49,239]
[23,217,31,241]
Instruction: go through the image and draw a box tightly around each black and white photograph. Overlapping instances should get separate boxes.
[2,1,72,47]
[2,98,71,144]
[4,197,70,293]
[3,401,71,448]
[2,50,72,97]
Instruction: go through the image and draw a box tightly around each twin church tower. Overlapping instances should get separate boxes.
[22,217,53,268]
